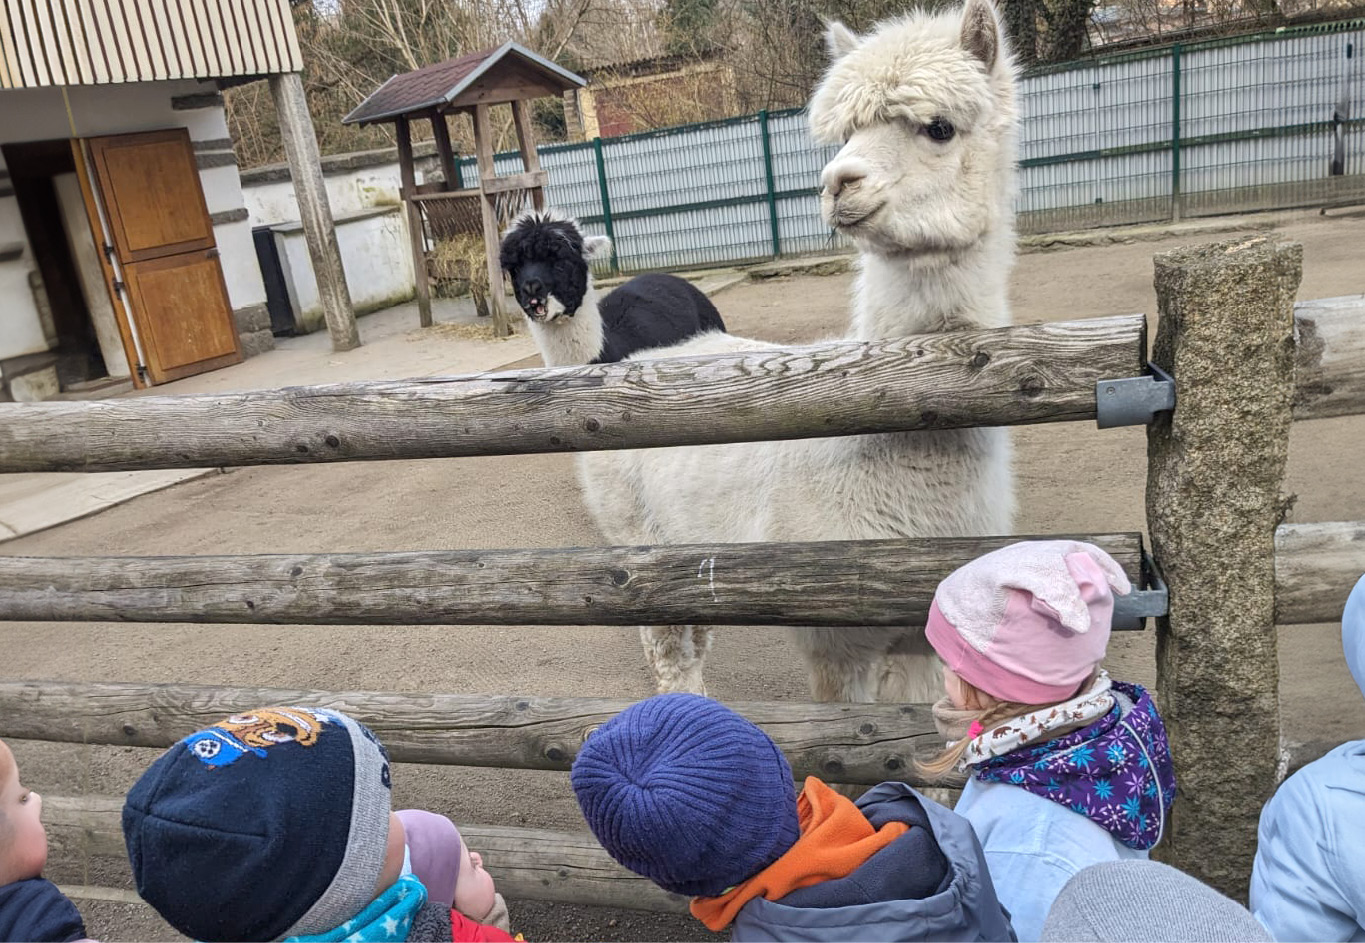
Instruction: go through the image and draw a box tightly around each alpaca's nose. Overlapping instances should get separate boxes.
[822,165,866,199]
[524,277,543,297]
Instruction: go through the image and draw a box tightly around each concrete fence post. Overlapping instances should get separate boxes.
[1147,236,1301,899]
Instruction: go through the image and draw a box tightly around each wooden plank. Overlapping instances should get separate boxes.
[1275,520,1365,625]
[177,0,210,79]
[157,0,188,78]
[132,0,165,79]
[397,117,432,329]
[0,5,21,88]
[0,681,953,787]
[201,0,230,76]
[511,99,545,212]
[276,0,301,70]
[43,794,687,914]
[430,112,460,189]
[0,315,1146,472]
[61,0,96,84]
[480,170,549,195]
[255,0,284,74]
[22,0,59,84]
[1294,296,1365,422]
[0,533,1143,628]
[43,0,76,84]
[85,0,118,83]
[474,102,512,337]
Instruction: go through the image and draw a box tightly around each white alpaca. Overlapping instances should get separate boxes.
[577,0,1019,702]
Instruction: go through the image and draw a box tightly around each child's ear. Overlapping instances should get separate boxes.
[582,234,612,260]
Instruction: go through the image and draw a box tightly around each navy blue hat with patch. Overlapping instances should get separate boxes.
[122,707,393,942]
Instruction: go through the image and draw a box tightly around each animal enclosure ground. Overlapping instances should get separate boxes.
[3,210,1364,941]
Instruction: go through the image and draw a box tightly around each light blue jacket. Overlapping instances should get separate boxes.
[955,779,1146,941]
[1250,573,1365,942]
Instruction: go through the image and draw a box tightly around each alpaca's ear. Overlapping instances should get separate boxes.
[583,234,612,261]
[824,20,859,60]
[959,0,1000,70]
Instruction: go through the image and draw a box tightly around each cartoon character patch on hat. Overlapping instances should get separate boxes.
[184,707,333,767]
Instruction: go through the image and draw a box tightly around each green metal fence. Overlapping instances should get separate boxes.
[469,16,1364,272]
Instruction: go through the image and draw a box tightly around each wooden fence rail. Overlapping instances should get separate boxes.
[1293,295,1365,422]
[0,681,954,786]
[0,317,1145,473]
[1274,520,1365,624]
[44,796,686,914]
[0,534,1141,627]
[2,525,1358,627]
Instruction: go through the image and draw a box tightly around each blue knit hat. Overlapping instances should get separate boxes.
[122,707,393,942]
[570,694,800,897]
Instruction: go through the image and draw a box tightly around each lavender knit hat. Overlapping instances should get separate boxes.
[926,541,1132,704]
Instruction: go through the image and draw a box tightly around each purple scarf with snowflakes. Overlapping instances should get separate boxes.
[972,682,1177,850]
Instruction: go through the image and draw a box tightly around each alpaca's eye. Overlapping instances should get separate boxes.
[925,118,955,142]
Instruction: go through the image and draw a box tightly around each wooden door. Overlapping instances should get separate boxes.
[86,129,241,384]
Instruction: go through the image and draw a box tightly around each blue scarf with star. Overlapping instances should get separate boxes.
[286,873,428,942]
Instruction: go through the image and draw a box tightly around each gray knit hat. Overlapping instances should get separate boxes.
[1040,860,1271,942]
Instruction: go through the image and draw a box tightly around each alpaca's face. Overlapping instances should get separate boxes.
[499,213,609,323]
[809,0,1017,262]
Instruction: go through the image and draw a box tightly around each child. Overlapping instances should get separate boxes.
[571,693,1017,942]
[1250,573,1365,942]
[122,707,518,942]
[0,738,88,942]
[920,540,1177,942]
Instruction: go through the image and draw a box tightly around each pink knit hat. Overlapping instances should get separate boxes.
[925,540,1132,704]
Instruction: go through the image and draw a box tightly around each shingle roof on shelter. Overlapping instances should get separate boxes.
[343,41,586,125]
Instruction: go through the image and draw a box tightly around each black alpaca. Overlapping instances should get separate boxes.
[499,210,727,367]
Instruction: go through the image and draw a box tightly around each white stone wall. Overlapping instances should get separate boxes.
[272,206,414,332]
[242,153,420,333]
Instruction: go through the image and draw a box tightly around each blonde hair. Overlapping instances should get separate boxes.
[916,670,1100,782]
[916,697,1037,781]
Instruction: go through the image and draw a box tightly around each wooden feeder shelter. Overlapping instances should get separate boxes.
[344,43,585,335]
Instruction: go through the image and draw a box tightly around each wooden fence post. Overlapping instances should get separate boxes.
[268,72,360,352]
[1147,236,1301,899]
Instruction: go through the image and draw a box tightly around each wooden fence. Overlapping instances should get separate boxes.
[1,242,1363,910]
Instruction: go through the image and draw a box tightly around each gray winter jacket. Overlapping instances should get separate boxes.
[729,782,1018,942]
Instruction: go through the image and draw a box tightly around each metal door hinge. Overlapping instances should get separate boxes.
[112,279,126,294]
[1095,364,1175,428]
[1112,552,1169,630]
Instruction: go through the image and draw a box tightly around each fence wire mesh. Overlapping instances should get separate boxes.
[458,18,1361,272]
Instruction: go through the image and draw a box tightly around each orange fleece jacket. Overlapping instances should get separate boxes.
[689,777,911,931]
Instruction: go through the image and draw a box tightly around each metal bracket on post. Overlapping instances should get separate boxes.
[1112,552,1169,630]
[1095,364,1175,428]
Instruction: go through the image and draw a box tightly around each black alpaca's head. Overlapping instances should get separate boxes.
[499,210,611,323]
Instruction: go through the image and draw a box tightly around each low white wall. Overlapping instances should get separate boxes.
[0,79,267,367]
[244,160,411,225]
[241,149,431,334]
[274,206,414,332]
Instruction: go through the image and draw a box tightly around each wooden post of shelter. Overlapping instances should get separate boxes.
[1146,236,1302,900]
[269,72,361,351]
[342,43,585,335]
[394,118,434,328]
